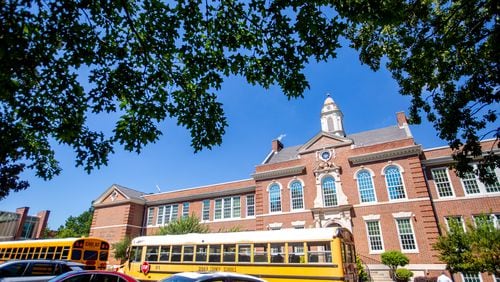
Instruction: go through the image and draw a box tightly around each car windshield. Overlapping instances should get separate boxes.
[161,276,195,282]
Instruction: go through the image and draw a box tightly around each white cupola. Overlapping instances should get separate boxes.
[320,95,345,137]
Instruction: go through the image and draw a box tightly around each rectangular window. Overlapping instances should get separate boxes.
[195,245,207,262]
[246,195,255,217]
[146,246,159,261]
[396,218,417,251]
[157,205,179,225]
[431,168,454,197]
[238,244,251,262]
[462,273,481,282]
[445,216,465,231]
[460,165,500,195]
[159,246,170,261]
[214,197,241,220]
[147,207,154,226]
[182,202,189,218]
[202,200,210,221]
[214,199,222,220]
[366,221,384,252]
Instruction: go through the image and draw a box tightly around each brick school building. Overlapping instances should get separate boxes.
[90,96,500,282]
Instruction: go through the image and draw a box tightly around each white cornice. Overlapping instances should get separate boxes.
[348,145,422,165]
[252,165,305,181]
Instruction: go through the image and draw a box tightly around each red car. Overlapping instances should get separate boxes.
[48,270,140,282]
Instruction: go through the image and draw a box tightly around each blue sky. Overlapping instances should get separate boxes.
[1,46,447,230]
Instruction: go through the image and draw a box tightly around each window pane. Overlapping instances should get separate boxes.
[147,207,155,226]
[253,244,267,263]
[396,218,416,250]
[195,245,207,262]
[202,200,210,221]
[290,181,304,209]
[246,195,255,217]
[233,197,241,218]
[215,199,222,220]
[269,184,282,212]
[462,172,481,194]
[431,168,454,197]
[366,221,383,251]
[358,170,376,203]
[386,166,406,200]
[322,177,338,207]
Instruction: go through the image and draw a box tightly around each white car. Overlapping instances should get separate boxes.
[159,272,267,282]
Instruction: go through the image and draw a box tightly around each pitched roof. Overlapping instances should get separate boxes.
[113,184,146,200]
[264,125,411,164]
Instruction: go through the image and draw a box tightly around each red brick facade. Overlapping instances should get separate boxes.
[91,97,499,282]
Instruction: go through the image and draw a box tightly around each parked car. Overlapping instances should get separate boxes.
[0,259,85,282]
[159,272,266,282]
[48,270,140,282]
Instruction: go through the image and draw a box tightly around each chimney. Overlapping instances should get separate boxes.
[272,139,284,152]
[396,112,408,127]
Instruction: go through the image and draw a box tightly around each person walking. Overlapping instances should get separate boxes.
[438,271,452,282]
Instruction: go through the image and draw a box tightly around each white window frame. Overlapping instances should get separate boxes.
[246,195,255,217]
[461,272,482,282]
[268,182,282,213]
[182,202,189,218]
[445,216,465,231]
[393,213,418,253]
[146,207,155,226]
[382,164,408,201]
[156,204,179,226]
[214,196,241,220]
[460,165,500,196]
[202,200,210,221]
[321,175,338,207]
[288,179,305,211]
[355,168,377,203]
[365,219,384,253]
[431,167,455,198]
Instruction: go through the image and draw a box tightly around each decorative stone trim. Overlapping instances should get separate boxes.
[392,211,413,218]
[268,222,283,230]
[348,145,422,165]
[252,165,305,181]
[362,214,381,221]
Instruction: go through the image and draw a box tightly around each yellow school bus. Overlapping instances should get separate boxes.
[124,227,357,282]
[0,237,110,270]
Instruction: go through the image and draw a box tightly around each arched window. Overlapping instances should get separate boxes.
[322,176,338,207]
[269,184,282,213]
[357,170,376,203]
[290,181,304,210]
[384,166,406,200]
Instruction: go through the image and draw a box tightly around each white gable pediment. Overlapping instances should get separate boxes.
[93,184,129,205]
[299,132,352,154]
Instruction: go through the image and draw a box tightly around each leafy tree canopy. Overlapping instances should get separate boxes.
[1,0,498,199]
[112,236,132,263]
[56,207,93,238]
[158,214,209,235]
[434,216,500,276]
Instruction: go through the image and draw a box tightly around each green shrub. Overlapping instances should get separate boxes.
[395,268,414,282]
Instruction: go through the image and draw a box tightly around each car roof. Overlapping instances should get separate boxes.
[0,259,84,266]
[49,270,139,282]
[172,272,265,281]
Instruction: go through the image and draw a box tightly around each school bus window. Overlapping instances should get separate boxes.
[307,241,331,263]
[46,247,56,259]
[182,246,194,262]
[54,246,63,259]
[270,244,284,263]
[195,245,207,262]
[238,244,251,262]
[146,246,159,261]
[208,245,221,263]
[71,249,82,261]
[21,248,29,259]
[288,242,304,263]
[84,250,98,260]
[130,246,142,262]
[223,244,236,262]
[99,251,108,261]
[14,248,22,259]
[171,246,182,262]
[159,246,170,261]
[253,243,267,263]
[61,247,70,259]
